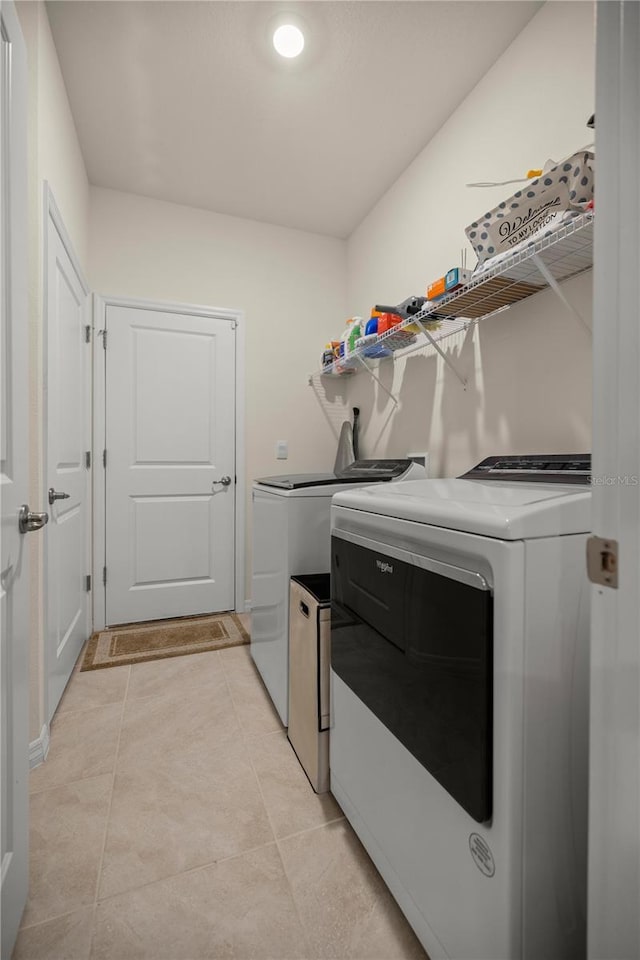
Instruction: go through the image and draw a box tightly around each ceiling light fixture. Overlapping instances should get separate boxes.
[273,24,304,59]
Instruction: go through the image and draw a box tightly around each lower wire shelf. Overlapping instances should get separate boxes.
[319,315,470,379]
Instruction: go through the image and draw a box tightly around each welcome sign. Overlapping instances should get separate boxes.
[465,151,594,265]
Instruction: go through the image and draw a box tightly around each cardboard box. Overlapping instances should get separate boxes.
[427,277,446,300]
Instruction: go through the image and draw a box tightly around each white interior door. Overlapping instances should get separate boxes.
[45,198,91,719]
[588,4,640,957]
[1,2,31,953]
[104,304,236,625]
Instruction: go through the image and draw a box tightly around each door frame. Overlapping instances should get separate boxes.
[42,182,91,724]
[1,0,30,951]
[588,3,640,956]
[92,294,246,630]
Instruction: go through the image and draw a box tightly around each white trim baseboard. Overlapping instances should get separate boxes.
[29,724,50,769]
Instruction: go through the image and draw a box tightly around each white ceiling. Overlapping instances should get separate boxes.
[47,1,541,238]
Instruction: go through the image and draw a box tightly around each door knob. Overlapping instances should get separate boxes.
[212,476,232,488]
[48,488,70,505]
[18,505,49,534]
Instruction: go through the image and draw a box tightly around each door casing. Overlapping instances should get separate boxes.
[588,3,640,957]
[1,0,30,951]
[92,294,246,631]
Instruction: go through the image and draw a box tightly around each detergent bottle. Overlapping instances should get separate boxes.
[348,317,363,355]
[339,318,355,359]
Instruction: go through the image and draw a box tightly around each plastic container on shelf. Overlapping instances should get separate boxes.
[330,321,356,373]
[377,312,403,335]
[348,317,363,354]
[365,317,379,337]
[356,333,393,359]
[321,343,336,367]
[338,318,355,359]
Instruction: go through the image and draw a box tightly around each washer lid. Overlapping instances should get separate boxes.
[332,478,592,539]
[255,459,416,490]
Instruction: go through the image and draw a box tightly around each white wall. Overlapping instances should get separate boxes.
[16,1,90,740]
[15,0,596,738]
[345,1,595,477]
[88,186,347,596]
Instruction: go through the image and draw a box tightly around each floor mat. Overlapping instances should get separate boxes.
[81,612,249,670]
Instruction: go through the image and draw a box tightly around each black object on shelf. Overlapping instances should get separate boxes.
[352,407,360,460]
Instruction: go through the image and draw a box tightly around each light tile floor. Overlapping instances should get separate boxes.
[14,616,427,960]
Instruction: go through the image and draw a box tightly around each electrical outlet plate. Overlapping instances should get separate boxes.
[276,440,288,460]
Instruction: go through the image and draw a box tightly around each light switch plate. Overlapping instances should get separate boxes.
[276,440,288,460]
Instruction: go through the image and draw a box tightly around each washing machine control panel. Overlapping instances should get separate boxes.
[460,453,591,485]
[338,458,413,479]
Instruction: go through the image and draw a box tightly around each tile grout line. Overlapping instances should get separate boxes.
[55,701,126,721]
[246,750,315,958]
[217,648,313,942]
[85,664,131,957]
[219,647,257,742]
[90,664,131,925]
[46,697,126,722]
[84,652,286,920]
[85,654,289,915]
[220,639,345,955]
[28,698,124,798]
[219,649,285,741]
[85,807,347,911]
[92,840,282,909]
[231,657,317,959]
[17,897,97,933]
[17,903,98,960]
[119,649,237,710]
[272,813,347,845]
[87,901,97,960]
[28,770,116,801]
[273,824,317,958]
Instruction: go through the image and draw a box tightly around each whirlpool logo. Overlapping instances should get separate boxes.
[376,560,393,574]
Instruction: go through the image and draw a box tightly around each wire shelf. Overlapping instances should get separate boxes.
[421,211,593,322]
[318,315,470,379]
[311,211,593,388]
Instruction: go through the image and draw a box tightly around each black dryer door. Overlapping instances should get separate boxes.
[331,534,493,823]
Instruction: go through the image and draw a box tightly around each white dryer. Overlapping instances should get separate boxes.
[329,454,591,960]
[251,459,424,725]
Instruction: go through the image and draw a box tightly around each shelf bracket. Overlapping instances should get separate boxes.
[354,354,399,406]
[531,254,591,335]
[414,319,468,388]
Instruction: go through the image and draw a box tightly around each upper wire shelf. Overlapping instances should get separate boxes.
[424,210,593,321]
[313,211,594,386]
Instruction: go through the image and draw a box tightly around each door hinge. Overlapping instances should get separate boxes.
[102,566,107,586]
[85,450,91,469]
[85,575,91,592]
[586,536,618,589]
[85,325,91,343]
[103,449,107,468]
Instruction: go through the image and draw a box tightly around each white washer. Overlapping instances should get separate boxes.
[329,454,591,960]
[251,459,424,725]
